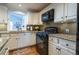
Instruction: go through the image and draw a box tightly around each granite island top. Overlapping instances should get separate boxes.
[49,34,76,42]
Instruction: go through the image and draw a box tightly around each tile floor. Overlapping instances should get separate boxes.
[9,46,39,55]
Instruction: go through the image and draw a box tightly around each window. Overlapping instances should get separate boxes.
[9,11,27,31]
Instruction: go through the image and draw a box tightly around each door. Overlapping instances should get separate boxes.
[0,6,8,23]
[36,32,48,55]
[54,3,64,23]
[17,33,34,48]
[66,3,77,20]
[49,43,53,55]
[52,44,59,55]
[7,36,17,50]
[60,46,75,55]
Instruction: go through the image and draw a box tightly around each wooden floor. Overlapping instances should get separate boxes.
[9,46,39,55]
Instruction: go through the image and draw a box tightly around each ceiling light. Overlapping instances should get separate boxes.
[18,4,22,7]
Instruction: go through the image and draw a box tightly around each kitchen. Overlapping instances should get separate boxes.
[0,3,77,55]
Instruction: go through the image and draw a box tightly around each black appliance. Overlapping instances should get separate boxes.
[45,27,58,34]
[36,32,48,55]
[42,9,54,22]
[36,27,58,55]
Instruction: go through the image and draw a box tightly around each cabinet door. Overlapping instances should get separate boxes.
[49,43,53,55]
[33,13,39,25]
[7,37,17,50]
[0,6,8,23]
[27,12,33,25]
[60,47,75,55]
[18,33,36,48]
[52,44,59,55]
[66,3,77,20]
[54,3,64,23]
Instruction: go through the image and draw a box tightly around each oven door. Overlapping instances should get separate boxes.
[36,32,48,55]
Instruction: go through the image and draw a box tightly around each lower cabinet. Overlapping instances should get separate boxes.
[51,44,59,55]
[60,47,75,55]
[49,43,75,55]
[17,33,36,48]
[49,36,76,55]
[49,43,53,55]
[7,37,17,50]
[8,32,36,50]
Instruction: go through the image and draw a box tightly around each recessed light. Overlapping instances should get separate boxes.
[18,4,22,7]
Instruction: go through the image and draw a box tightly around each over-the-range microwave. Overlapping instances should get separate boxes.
[42,9,54,22]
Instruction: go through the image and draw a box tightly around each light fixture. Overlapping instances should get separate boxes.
[18,4,22,7]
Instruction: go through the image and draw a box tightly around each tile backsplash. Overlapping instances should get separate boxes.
[43,21,77,34]
[59,22,77,34]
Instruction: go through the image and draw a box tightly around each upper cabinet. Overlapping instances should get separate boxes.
[0,6,8,23]
[32,13,40,25]
[54,3,64,23]
[65,3,77,22]
[54,3,77,23]
[27,12,42,25]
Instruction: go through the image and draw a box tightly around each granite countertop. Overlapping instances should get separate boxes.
[49,34,76,42]
[0,31,43,34]
[9,31,43,33]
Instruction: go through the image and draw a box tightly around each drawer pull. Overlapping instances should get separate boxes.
[56,48,61,51]
[66,44,69,46]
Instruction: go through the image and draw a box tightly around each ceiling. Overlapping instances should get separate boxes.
[1,3,50,12]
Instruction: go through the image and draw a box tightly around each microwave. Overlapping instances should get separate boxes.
[42,9,54,22]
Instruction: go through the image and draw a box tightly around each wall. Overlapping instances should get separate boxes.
[0,24,7,31]
[39,3,77,34]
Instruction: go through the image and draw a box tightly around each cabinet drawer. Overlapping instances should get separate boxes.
[53,37,60,44]
[49,43,53,55]
[49,37,60,44]
[49,37,53,43]
[59,39,76,50]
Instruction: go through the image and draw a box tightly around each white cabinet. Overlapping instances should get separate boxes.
[60,46,75,55]
[54,3,77,23]
[18,33,36,48]
[54,3,64,23]
[49,37,59,55]
[7,37,17,50]
[49,43,53,55]
[27,12,33,25]
[52,44,60,55]
[27,12,42,25]
[8,32,36,50]
[59,39,76,51]
[0,6,8,23]
[33,13,39,25]
[65,3,77,22]
[48,36,76,55]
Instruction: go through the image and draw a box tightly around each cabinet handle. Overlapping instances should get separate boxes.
[58,48,61,51]
[56,48,58,49]
[65,16,67,18]
[61,17,63,19]
[56,48,61,51]
[57,39,59,44]
[66,44,69,46]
